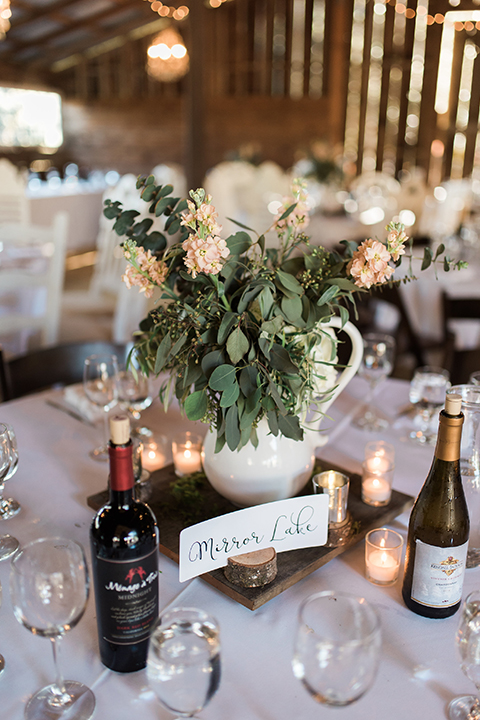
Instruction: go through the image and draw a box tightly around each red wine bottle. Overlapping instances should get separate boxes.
[90,414,159,672]
[402,393,469,618]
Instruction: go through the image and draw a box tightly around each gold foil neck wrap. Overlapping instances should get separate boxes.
[435,412,463,462]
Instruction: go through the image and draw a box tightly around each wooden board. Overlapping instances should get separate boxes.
[87,461,413,611]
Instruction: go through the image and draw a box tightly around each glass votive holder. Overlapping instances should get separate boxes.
[142,434,169,473]
[362,441,395,507]
[365,528,403,586]
[172,432,203,476]
[312,470,350,526]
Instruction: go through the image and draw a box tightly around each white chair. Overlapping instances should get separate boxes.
[0,211,68,354]
[62,174,142,315]
[0,159,29,225]
[151,163,187,200]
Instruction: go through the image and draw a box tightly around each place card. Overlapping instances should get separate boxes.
[178,494,329,582]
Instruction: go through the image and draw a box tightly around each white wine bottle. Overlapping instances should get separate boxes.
[402,393,469,618]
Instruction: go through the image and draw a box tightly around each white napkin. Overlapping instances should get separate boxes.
[63,383,105,423]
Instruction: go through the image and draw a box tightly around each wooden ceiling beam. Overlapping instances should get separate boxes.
[27,17,165,70]
[5,0,153,53]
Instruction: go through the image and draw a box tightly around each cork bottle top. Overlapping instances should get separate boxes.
[109,414,130,445]
[445,393,462,416]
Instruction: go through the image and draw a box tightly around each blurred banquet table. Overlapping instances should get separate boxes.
[0,376,478,720]
[28,187,104,255]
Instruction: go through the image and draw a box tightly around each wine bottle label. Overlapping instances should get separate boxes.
[94,547,159,646]
[411,539,468,608]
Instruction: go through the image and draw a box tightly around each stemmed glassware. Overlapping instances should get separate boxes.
[292,590,381,707]
[83,353,119,461]
[408,366,450,445]
[10,537,95,720]
[117,367,153,438]
[0,580,4,676]
[449,590,480,719]
[353,333,396,432]
[0,423,20,561]
[147,607,221,719]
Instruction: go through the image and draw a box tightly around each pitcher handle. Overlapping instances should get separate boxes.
[319,316,364,415]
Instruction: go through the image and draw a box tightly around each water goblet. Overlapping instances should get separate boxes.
[353,333,396,432]
[147,607,221,719]
[117,367,153,438]
[0,424,20,561]
[409,366,450,445]
[83,353,119,461]
[10,537,95,720]
[0,580,5,676]
[448,590,480,719]
[292,590,381,707]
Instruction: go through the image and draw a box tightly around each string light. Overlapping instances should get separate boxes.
[0,0,11,40]
[146,27,189,81]
[381,0,480,31]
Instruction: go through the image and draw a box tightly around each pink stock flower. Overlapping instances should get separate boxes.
[122,248,168,298]
[182,234,230,278]
[275,179,310,232]
[180,198,222,235]
[347,238,394,289]
[386,222,408,261]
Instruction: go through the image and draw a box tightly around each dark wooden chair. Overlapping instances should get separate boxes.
[442,293,480,385]
[0,341,133,402]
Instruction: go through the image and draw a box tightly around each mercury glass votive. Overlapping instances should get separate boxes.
[312,470,350,527]
[362,441,395,507]
[365,528,403,586]
[172,432,203,476]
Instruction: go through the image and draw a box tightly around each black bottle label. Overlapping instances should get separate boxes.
[94,547,159,645]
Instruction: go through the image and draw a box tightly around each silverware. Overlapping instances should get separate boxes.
[46,399,96,427]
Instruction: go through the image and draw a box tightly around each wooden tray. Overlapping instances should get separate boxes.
[87,461,413,610]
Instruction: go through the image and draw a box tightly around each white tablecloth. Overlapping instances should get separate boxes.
[0,377,476,719]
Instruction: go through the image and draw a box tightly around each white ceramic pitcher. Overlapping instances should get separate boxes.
[202,317,364,507]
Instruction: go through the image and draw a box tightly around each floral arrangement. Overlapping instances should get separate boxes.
[104,176,465,453]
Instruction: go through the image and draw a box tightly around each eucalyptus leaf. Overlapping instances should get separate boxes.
[220,381,240,408]
[267,410,279,436]
[317,285,340,305]
[201,350,224,378]
[421,247,433,271]
[209,364,237,391]
[141,184,157,202]
[158,184,174,198]
[239,366,259,397]
[155,333,172,374]
[217,312,237,345]
[225,405,241,451]
[226,327,249,364]
[281,294,303,323]
[277,413,304,441]
[276,269,304,295]
[268,344,299,374]
[227,231,252,255]
[184,389,208,421]
[155,196,173,217]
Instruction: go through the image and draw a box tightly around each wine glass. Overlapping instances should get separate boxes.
[449,590,480,719]
[83,353,119,461]
[147,607,221,719]
[117,367,153,438]
[0,580,5,676]
[408,366,450,445]
[353,333,396,431]
[10,537,95,720]
[470,372,480,385]
[292,590,381,706]
[0,424,20,561]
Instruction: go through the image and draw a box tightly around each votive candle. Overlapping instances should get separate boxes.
[172,432,203,476]
[365,528,403,586]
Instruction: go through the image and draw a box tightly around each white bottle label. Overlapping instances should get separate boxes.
[411,539,468,608]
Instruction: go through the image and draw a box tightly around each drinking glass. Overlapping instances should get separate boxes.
[83,353,119,461]
[353,333,396,431]
[0,580,4,676]
[147,607,221,719]
[409,366,450,445]
[449,590,480,719]
[0,424,20,561]
[10,537,95,720]
[292,590,381,706]
[470,372,480,386]
[117,367,153,438]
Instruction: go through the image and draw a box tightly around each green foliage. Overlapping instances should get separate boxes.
[104,175,466,453]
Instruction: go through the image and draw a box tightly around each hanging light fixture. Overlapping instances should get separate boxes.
[0,0,11,40]
[146,27,189,82]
